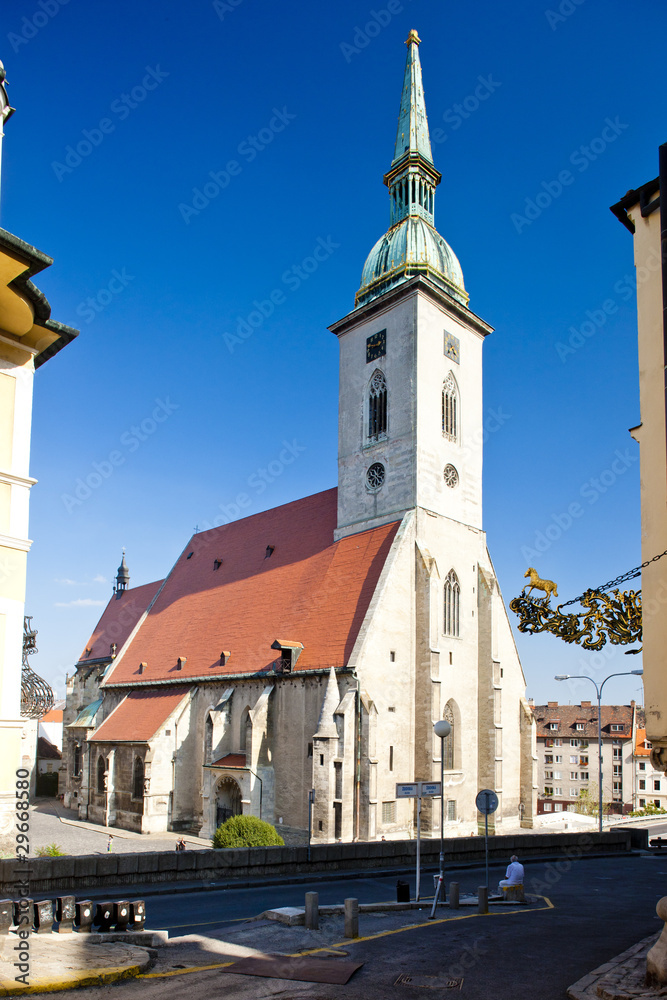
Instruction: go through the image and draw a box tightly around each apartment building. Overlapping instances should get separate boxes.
[634,728,667,811]
[533,701,637,815]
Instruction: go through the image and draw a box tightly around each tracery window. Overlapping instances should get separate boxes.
[368,369,387,440]
[443,702,455,770]
[442,372,458,441]
[73,742,81,777]
[97,755,106,794]
[133,757,144,799]
[204,715,213,765]
[444,570,460,638]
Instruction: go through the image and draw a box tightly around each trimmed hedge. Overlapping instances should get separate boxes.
[212,815,285,848]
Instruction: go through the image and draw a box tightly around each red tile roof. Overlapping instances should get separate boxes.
[78,581,163,662]
[533,702,634,740]
[635,728,651,757]
[91,687,189,742]
[211,753,246,768]
[37,736,62,760]
[41,708,63,723]
[103,489,400,685]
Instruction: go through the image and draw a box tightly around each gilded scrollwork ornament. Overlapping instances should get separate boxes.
[509,569,642,652]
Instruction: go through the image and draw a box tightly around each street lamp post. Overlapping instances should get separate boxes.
[429,719,451,918]
[554,670,643,833]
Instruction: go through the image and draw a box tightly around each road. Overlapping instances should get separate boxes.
[23,853,667,999]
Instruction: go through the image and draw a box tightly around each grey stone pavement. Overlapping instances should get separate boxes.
[28,799,212,856]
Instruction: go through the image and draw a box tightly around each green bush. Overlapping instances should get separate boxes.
[212,815,284,849]
[629,803,667,817]
[35,843,66,856]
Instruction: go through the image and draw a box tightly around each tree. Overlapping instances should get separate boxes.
[212,815,284,849]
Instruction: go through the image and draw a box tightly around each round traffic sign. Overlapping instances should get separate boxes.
[475,789,499,814]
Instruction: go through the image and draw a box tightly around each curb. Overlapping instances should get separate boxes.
[0,957,153,996]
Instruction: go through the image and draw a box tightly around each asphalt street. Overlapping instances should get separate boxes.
[21,852,667,999]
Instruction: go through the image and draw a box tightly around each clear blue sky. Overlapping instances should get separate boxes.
[2,0,662,707]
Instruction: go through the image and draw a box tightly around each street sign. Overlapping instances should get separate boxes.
[396,783,419,798]
[396,782,441,798]
[475,789,499,814]
[420,782,442,797]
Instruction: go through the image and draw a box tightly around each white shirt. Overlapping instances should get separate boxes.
[505,861,524,884]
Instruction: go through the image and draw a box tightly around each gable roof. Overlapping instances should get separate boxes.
[533,703,634,740]
[103,488,400,686]
[635,728,651,757]
[91,687,190,742]
[77,580,163,663]
[37,736,61,760]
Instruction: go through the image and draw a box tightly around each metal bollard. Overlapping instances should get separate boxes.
[344,897,359,939]
[129,900,146,930]
[113,901,130,932]
[13,899,34,933]
[477,886,488,914]
[449,882,460,909]
[55,896,75,933]
[94,902,114,932]
[0,900,12,936]
[74,900,93,933]
[305,892,319,930]
[33,900,54,933]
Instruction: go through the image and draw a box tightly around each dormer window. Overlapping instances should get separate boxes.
[219,651,231,666]
[576,723,584,731]
[610,724,624,732]
[213,559,222,570]
[176,656,186,671]
[265,546,275,559]
[549,722,559,731]
[271,639,303,674]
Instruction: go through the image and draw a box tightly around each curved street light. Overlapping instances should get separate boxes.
[554,670,643,833]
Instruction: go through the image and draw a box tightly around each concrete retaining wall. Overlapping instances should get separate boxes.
[1,830,632,895]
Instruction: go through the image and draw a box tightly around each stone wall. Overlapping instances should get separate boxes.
[0,829,632,896]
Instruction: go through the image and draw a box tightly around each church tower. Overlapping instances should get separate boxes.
[331,30,492,541]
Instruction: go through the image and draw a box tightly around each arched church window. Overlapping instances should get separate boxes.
[443,702,455,770]
[97,755,106,794]
[442,372,458,441]
[73,743,81,777]
[205,714,213,765]
[444,570,460,638]
[133,757,144,799]
[368,369,387,440]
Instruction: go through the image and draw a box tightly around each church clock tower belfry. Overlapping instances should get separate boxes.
[331,30,493,541]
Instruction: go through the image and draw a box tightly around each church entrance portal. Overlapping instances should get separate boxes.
[215,776,242,829]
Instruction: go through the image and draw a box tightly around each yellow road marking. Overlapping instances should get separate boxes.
[139,896,554,978]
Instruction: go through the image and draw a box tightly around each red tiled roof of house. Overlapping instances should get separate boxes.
[37,736,61,760]
[211,753,246,768]
[41,708,63,723]
[91,687,189,742]
[78,580,163,662]
[635,728,651,756]
[533,702,634,740]
[103,489,400,685]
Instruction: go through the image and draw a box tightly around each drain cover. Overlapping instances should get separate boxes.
[394,973,463,990]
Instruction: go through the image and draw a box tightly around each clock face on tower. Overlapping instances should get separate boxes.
[444,331,460,364]
[366,329,386,363]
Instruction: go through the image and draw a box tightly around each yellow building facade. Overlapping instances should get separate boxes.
[0,62,77,818]
[611,147,667,772]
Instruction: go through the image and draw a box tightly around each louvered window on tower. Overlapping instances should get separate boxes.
[368,370,387,440]
[444,570,460,637]
[442,372,458,441]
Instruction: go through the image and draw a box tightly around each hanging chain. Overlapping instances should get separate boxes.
[561,548,667,607]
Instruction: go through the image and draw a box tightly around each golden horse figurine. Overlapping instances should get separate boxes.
[523,567,558,602]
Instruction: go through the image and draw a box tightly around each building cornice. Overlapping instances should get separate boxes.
[103,665,352,689]
[0,532,32,552]
[329,274,493,339]
[0,471,38,488]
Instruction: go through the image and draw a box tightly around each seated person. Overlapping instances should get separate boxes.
[498,855,524,892]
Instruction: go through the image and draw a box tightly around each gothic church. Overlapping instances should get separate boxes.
[63,32,537,842]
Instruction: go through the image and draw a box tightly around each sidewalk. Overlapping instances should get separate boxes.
[29,800,212,856]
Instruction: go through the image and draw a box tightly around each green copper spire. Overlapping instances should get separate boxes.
[355,32,468,309]
[393,30,433,166]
